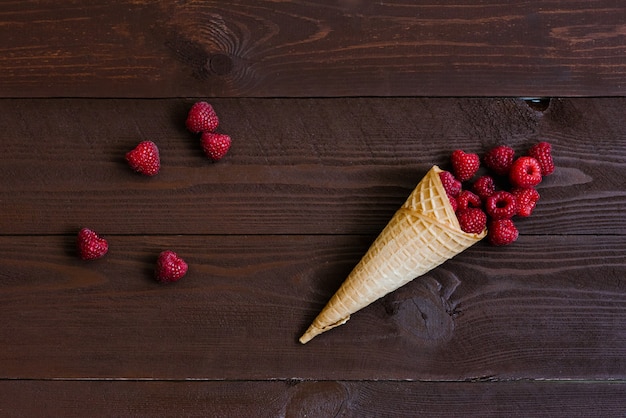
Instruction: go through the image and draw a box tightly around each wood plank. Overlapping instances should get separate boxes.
[1,1,625,97]
[1,234,624,380]
[0,380,624,417]
[1,98,624,235]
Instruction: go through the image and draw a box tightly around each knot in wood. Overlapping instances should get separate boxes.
[207,53,233,76]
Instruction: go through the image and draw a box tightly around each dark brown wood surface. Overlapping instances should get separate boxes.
[1,1,626,97]
[1,380,625,417]
[2,1,626,416]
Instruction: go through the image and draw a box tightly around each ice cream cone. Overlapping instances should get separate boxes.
[299,165,486,344]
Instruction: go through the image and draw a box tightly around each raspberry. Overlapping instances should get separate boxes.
[511,187,540,217]
[451,150,480,182]
[155,250,188,283]
[439,171,462,197]
[201,132,232,162]
[485,191,517,220]
[457,208,487,234]
[77,228,109,260]
[527,141,555,176]
[456,190,482,211]
[483,145,515,176]
[126,141,160,176]
[186,101,219,134]
[509,156,542,188]
[471,175,496,200]
[488,219,519,246]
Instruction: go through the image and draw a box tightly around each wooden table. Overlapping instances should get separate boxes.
[1,1,625,416]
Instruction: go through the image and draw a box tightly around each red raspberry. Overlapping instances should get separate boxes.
[527,141,555,176]
[511,187,540,217]
[186,101,219,134]
[457,208,487,234]
[201,132,232,162]
[125,141,160,176]
[451,150,480,182]
[439,171,462,197]
[457,190,482,211]
[509,156,542,188]
[471,175,496,200]
[155,250,188,283]
[483,145,515,176]
[77,228,109,260]
[488,219,519,246]
[485,191,517,220]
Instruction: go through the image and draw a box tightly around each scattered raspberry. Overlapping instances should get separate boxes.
[451,150,480,182]
[448,193,458,212]
[457,208,487,234]
[509,156,542,188]
[186,101,219,134]
[488,219,519,246]
[77,228,109,260]
[457,190,482,211]
[527,141,555,176]
[155,250,188,283]
[485,191,517,220]
[512,187,540,217]
[439,171,462,197]
[471,175,496,200]
[201,132,232,162]
[483,145,515,176]
[126,141,160,176]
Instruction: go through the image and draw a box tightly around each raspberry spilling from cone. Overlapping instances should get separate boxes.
[444,142,554,245]
[451,150,480,182]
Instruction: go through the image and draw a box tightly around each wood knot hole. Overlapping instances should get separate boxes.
[207,54,233,76]
[524,98,551,112]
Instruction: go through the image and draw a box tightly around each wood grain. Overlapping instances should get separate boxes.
[1,380,624,417]
[1,1,625,97]
[1,98,624,236]
[1,234,624,380]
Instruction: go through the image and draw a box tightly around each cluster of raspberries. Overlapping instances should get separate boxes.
[125,101,231,176]
[439,142,555,246]
[77,102,229,283]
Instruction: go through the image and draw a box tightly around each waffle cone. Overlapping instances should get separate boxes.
[299,165,486,344]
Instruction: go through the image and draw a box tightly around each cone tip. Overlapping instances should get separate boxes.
[299,316,351,344]
[299,327,319,344]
